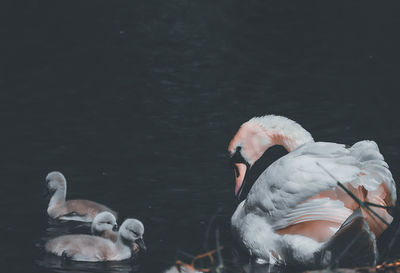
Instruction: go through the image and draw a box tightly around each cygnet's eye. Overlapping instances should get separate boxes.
[130,230,139,237]
[127,228,140,237]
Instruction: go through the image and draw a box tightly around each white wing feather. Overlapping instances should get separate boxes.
[243,141,395,228]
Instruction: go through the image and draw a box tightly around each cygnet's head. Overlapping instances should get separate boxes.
[91,211,118,235]
[119,219,146,252]
[44,171,67,198]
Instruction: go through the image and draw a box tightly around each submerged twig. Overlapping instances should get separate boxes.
[214,228,224,273]
[174,246,224,273]
[204,206,224,251]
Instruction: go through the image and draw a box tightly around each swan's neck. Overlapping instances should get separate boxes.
[48,188,66,209]
[229,116,314,166]
[116,236,124,249]
[115,236,132,255]
[261,126,311,152]
[250,115,314,152]
[91,225,99,235]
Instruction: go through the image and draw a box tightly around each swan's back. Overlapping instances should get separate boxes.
[242,140,395,239]
[59,200,117,222]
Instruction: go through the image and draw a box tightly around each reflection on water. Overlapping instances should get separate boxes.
[37,255,140,273]
[2,0,400,272]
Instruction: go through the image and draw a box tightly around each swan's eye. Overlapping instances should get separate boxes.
[230,146,247,164]
[127,228,139,236]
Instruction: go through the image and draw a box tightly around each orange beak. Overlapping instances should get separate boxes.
[234,163,248,196]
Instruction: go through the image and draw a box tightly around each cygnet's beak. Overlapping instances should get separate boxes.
[42,188,49,198]
[42,186,52,198]
[135,237,147,252]
[112,223,118,231]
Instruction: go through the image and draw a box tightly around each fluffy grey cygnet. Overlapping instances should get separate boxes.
[91,211,118,241]
[45,218,146,262]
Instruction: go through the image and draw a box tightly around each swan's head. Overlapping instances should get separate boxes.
[91,211,118,235]
[228,115,313,199]
[119,218,146,252]
[228,121,271,198]
[44,171,67,198]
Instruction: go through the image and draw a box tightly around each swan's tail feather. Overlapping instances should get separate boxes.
[347,140,396,236]
[349,140,396,205]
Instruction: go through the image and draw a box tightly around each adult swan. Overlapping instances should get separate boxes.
[228,115,396,268]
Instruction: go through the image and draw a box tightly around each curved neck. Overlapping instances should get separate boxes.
[261,126,312,152]
[244,116,314,165]
[48,188,66,209]
[116,235,132,254]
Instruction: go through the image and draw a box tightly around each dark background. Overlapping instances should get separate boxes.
[1,0,400,272]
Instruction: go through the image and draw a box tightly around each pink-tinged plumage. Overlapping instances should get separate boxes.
[45,171,117,222]
[228,115,396,267]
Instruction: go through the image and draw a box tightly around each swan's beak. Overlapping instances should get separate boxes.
[234,163,248,197]
[112,223,118,231]
[135,237,147,252]
[42,186,54,199]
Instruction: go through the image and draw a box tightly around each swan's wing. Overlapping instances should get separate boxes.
[57,211,88,221]
[246,142,359,214]
[271,197,353,231]
[245,141,395,228]
[63,200,118,221]
[349,140,396,204]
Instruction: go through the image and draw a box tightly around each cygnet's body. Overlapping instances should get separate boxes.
[45,218,146,262]
[45,171,117,222]
[91,212,144,254]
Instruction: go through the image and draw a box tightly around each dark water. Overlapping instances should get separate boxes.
[2,1,400,272]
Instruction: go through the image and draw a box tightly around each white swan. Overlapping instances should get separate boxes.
[45,171,117,222]
[45,218,146,262]
[228,115,396,267]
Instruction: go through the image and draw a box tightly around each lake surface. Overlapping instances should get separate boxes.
[2,1,400,272]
